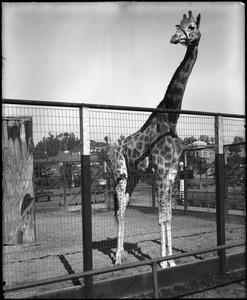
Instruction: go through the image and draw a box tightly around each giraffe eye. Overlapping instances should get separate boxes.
[188,25,195,30]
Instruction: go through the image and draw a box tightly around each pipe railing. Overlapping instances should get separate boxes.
[2,98,245,118]
[3,241,245,298]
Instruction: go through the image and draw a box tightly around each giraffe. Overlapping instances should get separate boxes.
[107,10,201,268]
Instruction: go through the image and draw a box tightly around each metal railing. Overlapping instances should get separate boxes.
[3,242,245,298]
[2,98,245,118]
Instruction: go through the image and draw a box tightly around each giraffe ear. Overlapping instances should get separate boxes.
[196,13,201,28]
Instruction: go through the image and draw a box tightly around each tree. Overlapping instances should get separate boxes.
[34,133,60,159]
[183,136,197,146]
[183,135,215,189]
[191,156,212,189]
[57,132,80,151]
[227,136,245,160]
[226,136,245,188]
[34,132,80,159]
[199,135,215,144]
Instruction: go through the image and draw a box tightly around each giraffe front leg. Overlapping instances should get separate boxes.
[157,181,175,268]
[159,221,168,268]
[166,221,176,267]
[166,170,178,267]
[115,178,129,265]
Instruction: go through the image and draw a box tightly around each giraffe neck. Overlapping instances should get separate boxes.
[160,44,199,119]
[141,44,199,132]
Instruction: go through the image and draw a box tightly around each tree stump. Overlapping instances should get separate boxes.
[2,117,35,245]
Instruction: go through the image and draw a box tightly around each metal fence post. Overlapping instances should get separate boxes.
[80,107,93,298]
[151,173,156,211]
[152,262,159,299]
[183,152,188,213]
[63,162,67,207]
[215,116,226,272]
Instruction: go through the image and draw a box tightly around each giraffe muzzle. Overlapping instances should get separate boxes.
[170,30,187,44]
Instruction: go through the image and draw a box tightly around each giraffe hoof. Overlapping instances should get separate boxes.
[115,255,122,265]
[115,260,122,266]
[115,253,122,265]
[168,260,176,267]
[115,250,127,265]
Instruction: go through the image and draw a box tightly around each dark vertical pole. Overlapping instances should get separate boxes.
[80,107,93,298]
[183,153,188,212]
[63,162,67,207]
[152,262,159,298]
[151,173,156,211]
[223,146,229,215]
[215,116,226,272]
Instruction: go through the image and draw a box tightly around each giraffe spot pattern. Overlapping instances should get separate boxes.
[144,135,149,143]
[152,148,159,155]
[160,123,169,132]
[124,136,132,143]
[174,99,181,107]
[134,134,140,142]
[184,64,191,73]
[181,76,188,85]
[136,141,143,151]
[165,161,172,168]
[156,156,163,165]
[158,168,165,175]
[150,130,156,142]
[165,154,172,161]
[172,87,183,96]
[132,148,140,160]
[127,148,132,158]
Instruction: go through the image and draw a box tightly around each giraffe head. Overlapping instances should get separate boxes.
[170,10,201,46]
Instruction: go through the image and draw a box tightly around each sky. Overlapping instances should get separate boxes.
[2,2,245,116]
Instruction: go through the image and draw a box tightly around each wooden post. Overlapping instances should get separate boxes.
[80,107,93,298]
[215,116,226,272]
[2,117,35,245]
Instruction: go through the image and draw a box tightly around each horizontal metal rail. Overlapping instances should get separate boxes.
[2,98,245,118]
[3,241,245,294]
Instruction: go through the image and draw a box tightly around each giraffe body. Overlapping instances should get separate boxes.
[107,11,201,268]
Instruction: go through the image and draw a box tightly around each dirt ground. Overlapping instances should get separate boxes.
[131,269,246,298]
[181,281,246,299]
[3,206,246,299]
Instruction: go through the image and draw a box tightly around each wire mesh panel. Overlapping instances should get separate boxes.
[2,104,84,298]
[88,109,220,278]
[223,117,246,257]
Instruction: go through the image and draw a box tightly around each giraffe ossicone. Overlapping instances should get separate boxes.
[106,11,201,268]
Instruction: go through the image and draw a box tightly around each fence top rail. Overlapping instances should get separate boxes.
[2,98,245,119]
